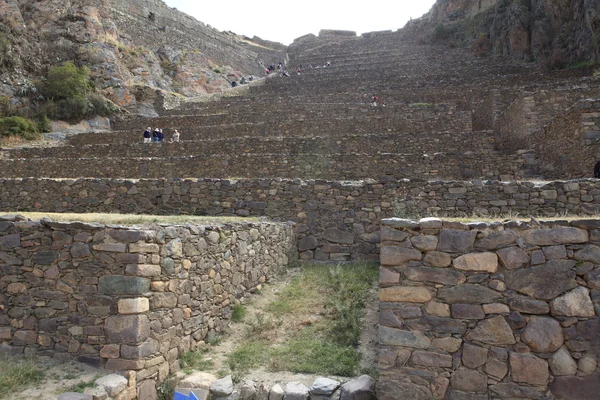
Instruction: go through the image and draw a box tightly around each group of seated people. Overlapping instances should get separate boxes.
[142,127,180,143]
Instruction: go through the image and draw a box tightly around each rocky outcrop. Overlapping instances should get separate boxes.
[405,0,600,63]
[0,0,285,115]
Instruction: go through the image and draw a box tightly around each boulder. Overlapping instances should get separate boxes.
[284,382,309,400]
[340,375,375,400]
[95,374,128,397]
[549,347,578,376]
[521,317,564,353]
[551,287,596,317]
[437,229,477,253]
[210,375,233,397]
[509,353,549,386]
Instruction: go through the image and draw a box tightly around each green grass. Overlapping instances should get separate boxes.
[231,304,247,323]
[228,262,378,377]
[65,377,97,393]
[0,356,45,397]
[228,341,271,375]
[3,212,257,226]
[180,349,214,374]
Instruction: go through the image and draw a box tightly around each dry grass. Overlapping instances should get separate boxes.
[4,212,258,226]
[0,355,44,398]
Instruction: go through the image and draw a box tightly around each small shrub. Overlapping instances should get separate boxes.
[42,61,90,100]
[37,114,52,133]
[0,116,41,140]
[88,94,119,116]
[213,67,221,74]
[66,378,97,393]
[0,356,45,396]
[0,96,13,117]
[231,304,247,323]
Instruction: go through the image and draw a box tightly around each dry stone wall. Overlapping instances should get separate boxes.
[0,215,295,398]
[529,98,600,179]
[3,178,600,262]
[377,217,600,400]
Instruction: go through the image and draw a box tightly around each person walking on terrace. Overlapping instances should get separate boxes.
[152,127,160,143]
[371,94,378,107]
[143,127,151,143]
[172,129,180,143]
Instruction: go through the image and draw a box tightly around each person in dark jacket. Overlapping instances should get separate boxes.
[143,127,151,143]
[152,127,160,143]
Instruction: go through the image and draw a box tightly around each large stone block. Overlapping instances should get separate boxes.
[92,243,127,252]
[380,247,421,266]
[410,350,453,368]
[507,295,550,314]
[550,287,596,317]
[450,368,487,393]
[453,252,498,273]
[98,276,150,295]
[378,326,430,349]
[466,316,515,345]
[105,315,150,344]
[118,298,149,314]
[298,236,318,251]
[521,317,564,353]
[405,267,465,285]
[0,234,20,249]
[496,246,529,269]
[510,352,549,386]
[437,285,503,304]
[411,235,438,251]
[423,251,452,267]
[505,260,577,300]
[437,229,477,253]
[549,347,578,376]
[380,286,431,303]
[522,227,588,245]
[474,231,517,250]
[322,228,354,245]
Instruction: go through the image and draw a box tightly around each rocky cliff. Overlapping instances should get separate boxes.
[0,0,286,116]
[405,0,600,64]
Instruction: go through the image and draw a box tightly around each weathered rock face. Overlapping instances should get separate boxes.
[378,218,600,400]
[0,0,285,115]
[407,0,600,63]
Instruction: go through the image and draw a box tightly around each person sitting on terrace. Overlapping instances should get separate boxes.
[143,127,151,143]
[326,60,331,67]
[152,127,160,142]
[231,81,237,87]
[371,95,378,107]
[172,129,180,143]
[240,76,246,84]
[158,128,165,142]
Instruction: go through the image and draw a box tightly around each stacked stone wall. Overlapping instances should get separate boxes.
[529,98,600,179]
[3,178,600,262]
[0,150,523,181]
[377,217,600,400]
[0,215,295,398]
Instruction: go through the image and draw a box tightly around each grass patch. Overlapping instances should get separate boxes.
[270,338,360,376]
[228,262,378,377]
[565,61,597,70]
[180,349,214,374]
[3,212,257,226]
[0,355,45,397]
[228,341,271,375]
[65,377,97,393]
[231,304,247,323]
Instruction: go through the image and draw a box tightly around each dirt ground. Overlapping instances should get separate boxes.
[1,356,101,400]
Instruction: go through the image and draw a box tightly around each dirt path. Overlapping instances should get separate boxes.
[193,266,380,387]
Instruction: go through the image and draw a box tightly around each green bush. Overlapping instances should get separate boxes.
[0,116,41,140]
[88,94,119,116]
[42,61,90,100]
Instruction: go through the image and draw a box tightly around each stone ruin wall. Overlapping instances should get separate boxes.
[0,215,295,398]
[528,98,600,180]
[0,151,523,182]
[377,217,600,400]
[3,178,600,263]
